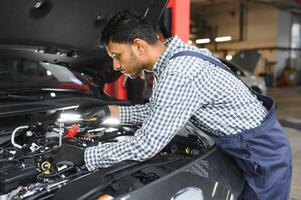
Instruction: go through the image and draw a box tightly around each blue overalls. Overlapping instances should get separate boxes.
[171,51,292,200]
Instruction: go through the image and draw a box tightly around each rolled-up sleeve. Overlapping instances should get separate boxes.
[84,71,201,171]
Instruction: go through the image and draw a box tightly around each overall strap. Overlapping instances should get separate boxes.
[170,50,232,73]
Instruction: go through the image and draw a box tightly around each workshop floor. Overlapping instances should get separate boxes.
[268,86,301,200]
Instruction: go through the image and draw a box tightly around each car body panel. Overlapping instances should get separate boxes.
[53,147,244,200]
[0,0,166,51]
[0,0,168,84]
[221,59,267,95]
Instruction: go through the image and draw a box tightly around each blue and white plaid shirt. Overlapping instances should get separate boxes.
[84,36,268,171]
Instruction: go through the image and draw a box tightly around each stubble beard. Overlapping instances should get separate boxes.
[127,50,145,79]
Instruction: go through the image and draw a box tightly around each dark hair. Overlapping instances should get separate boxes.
[100,10,158,45]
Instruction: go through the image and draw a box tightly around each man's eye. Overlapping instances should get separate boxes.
[112,54,120,60]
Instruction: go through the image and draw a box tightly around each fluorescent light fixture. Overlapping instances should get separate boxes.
[226,55,233,61]
[58,113,81,123]
[195,38,210,44]
[188,40,193,45]
[50,92,56,97]
[215,36,232,42]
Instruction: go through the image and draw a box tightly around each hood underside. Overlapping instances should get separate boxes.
[0,0,167,81]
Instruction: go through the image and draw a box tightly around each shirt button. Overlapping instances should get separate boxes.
[245,154,250,158]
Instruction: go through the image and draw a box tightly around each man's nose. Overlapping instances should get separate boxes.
[113,59,122,71]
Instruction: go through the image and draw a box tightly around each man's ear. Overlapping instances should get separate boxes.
[132,38,146,54]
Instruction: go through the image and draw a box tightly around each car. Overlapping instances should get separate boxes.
[220,59,267,95]
[0,0,244,200]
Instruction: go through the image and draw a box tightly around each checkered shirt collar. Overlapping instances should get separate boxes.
[153,36,182,77]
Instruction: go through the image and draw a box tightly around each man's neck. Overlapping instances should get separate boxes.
[145,40,167,71]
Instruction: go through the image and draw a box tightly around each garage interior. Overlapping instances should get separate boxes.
[0,0,299,199]
[190,1,301,199]
[104,0,301,199]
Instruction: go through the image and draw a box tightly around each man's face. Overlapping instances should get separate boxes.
[105,41,145,79]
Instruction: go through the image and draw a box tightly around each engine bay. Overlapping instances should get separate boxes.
[0,109,212,200]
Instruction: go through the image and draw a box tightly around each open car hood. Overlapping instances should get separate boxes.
[0,0,168,83]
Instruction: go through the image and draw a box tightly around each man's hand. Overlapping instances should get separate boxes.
[53,144,85,167]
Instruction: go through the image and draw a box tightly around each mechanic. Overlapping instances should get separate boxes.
[55,10,292,199]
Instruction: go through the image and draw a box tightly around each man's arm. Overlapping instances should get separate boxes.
[84,72,201,170]
[108,105,120,119]
[110,103,152,124]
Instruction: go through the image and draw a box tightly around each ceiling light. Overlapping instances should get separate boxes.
[215,36,232,42]
[195,38,210,44]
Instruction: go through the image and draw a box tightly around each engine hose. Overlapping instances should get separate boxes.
[11,125,29,149]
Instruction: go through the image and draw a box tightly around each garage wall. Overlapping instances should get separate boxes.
[246,3,277,48]
[198,3,278,49]
[194,2,293,78]
[196,3,240,41]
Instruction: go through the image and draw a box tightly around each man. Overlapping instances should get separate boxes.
[56,10,292,199]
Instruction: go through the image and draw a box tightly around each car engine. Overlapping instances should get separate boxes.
[0,109,211,200]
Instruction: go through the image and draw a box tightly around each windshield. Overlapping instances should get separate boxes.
[0,60,93,92]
